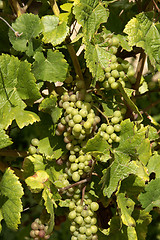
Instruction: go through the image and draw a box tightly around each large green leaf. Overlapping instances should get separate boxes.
[139,178,160,212]
[0,54,41,129]
[124,12,160,68]
[0,126,12,149]
[32,50,68,83]
[0,168,24,230]
[101,120,149,197]
[9,13,42,56]
[41,15,69,46]
[73,0,109,39]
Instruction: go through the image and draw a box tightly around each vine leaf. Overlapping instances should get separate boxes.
[32,50,68,83]
[9,13,42,56]
[101,119,149,198]
[139,179,160,212]
[127,226,137,240]
[117,193,136,227]
[73,0,109,39]
[25,170,49,193]
[41,15,69,46]
[23,154,45,179]
[147,152,160,178]
[0,126,12,149]
[0,168,24,230]
[42,187,55,234]
[0,54,41,129]
[124,12,160,68]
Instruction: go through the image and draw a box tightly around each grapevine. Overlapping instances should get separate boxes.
[1,1,160,240]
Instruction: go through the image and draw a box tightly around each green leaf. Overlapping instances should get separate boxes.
[107,216,128,240]
[0,209,3,232]
[39,95,57,113]
[23,154,45,179]
[147,153,160,178]
[83,132,110,155]
[124,12,160,68]
[41,15,69,46]
[139,178,160,212]
[32,50,68,83]
[118,82,143,122]
[127,226,137,240]
[9,13,42,56]
[73,0,109,39]
[42,187,55,234]
[51,107,62,124]
[0,54,41,129]
[0,126,13,149]
[117,193,136,227]
[0,168,24,230]
[25,170,49,193]
[101,120,149,197]
[59,3,73,22]
[84,38,112,82]
[137,139,151,166]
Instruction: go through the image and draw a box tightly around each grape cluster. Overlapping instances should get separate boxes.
[99,110,123,144]
[68,193,99,240]
[30,218,50,240]
[56,91,100,182]
[99,36,136,90]
[28,138,40,155]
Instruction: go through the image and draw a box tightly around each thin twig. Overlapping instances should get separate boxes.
[49,0,60,16]
[58,178,90,193]
[0,16,23,37]
[93,105,110,125]
[81,185,86,205]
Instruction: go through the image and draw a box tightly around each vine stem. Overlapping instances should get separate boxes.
[133,50,146,91]
[49,0,60,16]
[8,0,23,16]
[93,105,110,125]
[81,185,86,205]
[0,161,23,179]
[0,149,28,157]
[58,178,90,193]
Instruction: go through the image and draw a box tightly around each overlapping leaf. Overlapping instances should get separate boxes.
[41,15,69,46]
[0,54,41,129]
[9,13,42,56]
[102,120,149,198]
[32,50,68,83]
[124,12,160,68]
[147,152,160,178]
[0,168,24,230]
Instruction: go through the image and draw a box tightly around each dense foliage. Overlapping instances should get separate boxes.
[1,0,160,239]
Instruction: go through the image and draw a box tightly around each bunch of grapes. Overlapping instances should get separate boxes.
[98,35,136,90]
[28,138,40,155]
[68,193,99,240]
[55,91,100,182]
[30,218,51,240]
[99,110,123,144]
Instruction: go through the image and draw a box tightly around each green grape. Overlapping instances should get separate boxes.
[30,230,36,238]
[111,55,117,63]
[69,201,76,210]
[66,106,74,114]
[81,210,89,218]
[114,124,121,132]
[76,205,83,213]
[73,114,82,123]
[108,138,113,144]
[83,121,92,129]
[70,94,77,102]
[75,216,83,225]
[111,82,119,89]
[86,228,92,236]
[108,76,115,84]
[92,235,98,240]
[110,133,117,140]
[31,222,39,230]
[111,36,120,46]
[106,125,114,134]
[110,63,118,70]
[110,46,117,54]
[90,202,99,212]
[71,163,79,171]
[39,230,45,238]
[111,70,119,78]
[76,100,82,108]
[111,116,120,124]
[90,225,98,234]
[78,162,85,169]
[72,172,80,182]
[103,81,110,89]
[44,235,51,239]
[0,1,5,9]
[63,94,70,102]
[79,226,86,234]
[72,108,79,116]
[100,123,107,131]
[79,109,88,118]
[78,155,85,162]
[113,110,121,118]
[73,124,82,133]
[121,60,130,69]
[105,66,111,72]
[69,155,77,162]
[78,234,86,240]
[91,218,97,225]
[115,136,121,142]
[82,102,91,112]
[70,225,76,232]
[28,146,37,155]
[31,138,39,147]
[84,216,91,224]
[103,133,109,140]
[105,72,111,79]
[127,69,135,78]
[71,236,77,240]
[68,210,77,220]
[76,80,85,89]
[63,101,70,109]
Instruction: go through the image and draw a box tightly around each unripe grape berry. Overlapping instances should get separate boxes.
[72,172,80,182]
[106,125,114,134]
[30,230,36,238]
[73,114,82,123]
[75,216,83,224]
[28,146,37,155]
[31,222,39,230]
[111,116,120,124]
[68,210,76,220]
[111,70,119,79]
[91,225,98,234]
[111,82,119,89]
[108,76,115,84]
[44,235,51,239]
[112,36,119,46]
[39,230,45,238]
[90,202,99,211]
[114,124,121,132]
[31,138,39,147]
[73,124,82,133]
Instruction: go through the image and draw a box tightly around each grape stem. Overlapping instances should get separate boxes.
[58,177,91,193]
[93,105,110,125]
[81,185,86,205]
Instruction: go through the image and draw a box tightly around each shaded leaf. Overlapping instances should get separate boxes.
[0,126,12,149]
[147,152,160,178]
[127,226,137,240]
